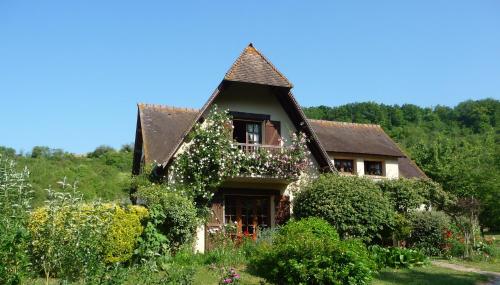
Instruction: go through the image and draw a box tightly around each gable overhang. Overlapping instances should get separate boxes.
[155,44,333,172]
[159,80,333,172]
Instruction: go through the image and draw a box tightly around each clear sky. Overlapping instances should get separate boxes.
[1,1,499,154]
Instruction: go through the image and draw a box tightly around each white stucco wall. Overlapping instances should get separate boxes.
[329,153,400,180]
[213,84,298,148]
[384,159,399,179]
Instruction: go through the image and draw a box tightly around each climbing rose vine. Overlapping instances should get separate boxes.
[170,106,311,205]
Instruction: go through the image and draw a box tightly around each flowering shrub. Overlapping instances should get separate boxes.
[238,132,311,179]
[170,106,311,208]
[220,267,240,284]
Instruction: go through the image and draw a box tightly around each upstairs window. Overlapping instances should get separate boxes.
[233,120,262,145]
[364,161,383,176]
[246,123,261,144]
[334,159,354,174]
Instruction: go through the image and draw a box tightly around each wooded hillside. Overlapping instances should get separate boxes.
[304,98,499,230]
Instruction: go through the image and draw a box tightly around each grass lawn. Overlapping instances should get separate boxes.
[190,264,491,285]
[372,266,491,285]
[29,265,492,285]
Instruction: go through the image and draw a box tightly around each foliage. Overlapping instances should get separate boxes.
[29,183,148,282]
[87,145,116,158]
[219,267,241,284]
[104,204,149,263]
[169,106,311,210]
[136,184,199,252]
[379,178,450,213]
[249,217,375,285]
[170,106,242,205]
[369,245,428,269]
[407,210,451,256]
[294,174,394,241]
[237,132,311,179]
[303,98,500,231]
[0,156,33,285]
[0,146,133,207]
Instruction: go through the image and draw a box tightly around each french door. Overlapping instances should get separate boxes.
[224,195,270,239]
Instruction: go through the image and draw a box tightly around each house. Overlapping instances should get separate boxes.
[132,44,426,252]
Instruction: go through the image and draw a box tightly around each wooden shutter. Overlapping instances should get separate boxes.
[275,195,290,225]
[265,120,281,146]
[205,192,224,251]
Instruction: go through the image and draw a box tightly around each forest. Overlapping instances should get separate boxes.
[304,98,499,230]
[0,98,498,230]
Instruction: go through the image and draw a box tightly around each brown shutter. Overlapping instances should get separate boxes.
[275,195,290,225]
[205,192,224,251]
[265,120,281,146]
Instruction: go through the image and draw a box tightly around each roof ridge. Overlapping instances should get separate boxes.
[224,44,293,88]
[138,103,199,113]
[248,44,292,87]
[308,118,381,128]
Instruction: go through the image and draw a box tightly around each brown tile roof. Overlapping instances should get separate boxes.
[308,119,405,157]
[137,103,198,164]
[224,44,293,88]
[398,157,427,179]
[135,104,426,178]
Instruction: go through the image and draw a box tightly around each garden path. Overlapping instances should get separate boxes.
[431,261,500,285]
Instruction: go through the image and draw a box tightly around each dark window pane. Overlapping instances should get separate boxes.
[364,161,383,176]
[334,159,354,173]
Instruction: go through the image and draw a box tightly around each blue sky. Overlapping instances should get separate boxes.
[1,1,499,154]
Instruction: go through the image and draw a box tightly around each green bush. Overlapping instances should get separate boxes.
[0,156,33,285]
[136,185,199,252]
[408,210,450,256]
[249,217,375,285]
[369,245,428,269]
[29,188,148,281]
[293,174,394,241]
[379,178,450,213]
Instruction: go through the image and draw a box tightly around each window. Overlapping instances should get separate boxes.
[233,120,262,144]
[334,159,354,173]
[246,123,261,144]
[224,196,270,239]
[364,161,383,176]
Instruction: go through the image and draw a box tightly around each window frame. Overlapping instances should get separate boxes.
[334,158,355,174]
[364,160,385,176]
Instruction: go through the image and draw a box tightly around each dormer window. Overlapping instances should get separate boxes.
[364,161,383,176]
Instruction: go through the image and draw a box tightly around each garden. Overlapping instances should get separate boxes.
[1,108,498,285]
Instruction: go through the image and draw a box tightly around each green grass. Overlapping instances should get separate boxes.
[372,266,491,285]
[193,265,266,285]
[8,151,133,206]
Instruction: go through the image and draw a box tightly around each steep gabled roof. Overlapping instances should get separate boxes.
[224,44,293,88]
[136,104,198,165]
[308,119,405,157]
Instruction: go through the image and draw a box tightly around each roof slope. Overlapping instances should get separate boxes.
[308,119,405,157]
[135,105,426,178]
[398,157,427,179]
[307,118,426,178]
[137,104,198,164]
[224,44,293,88]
